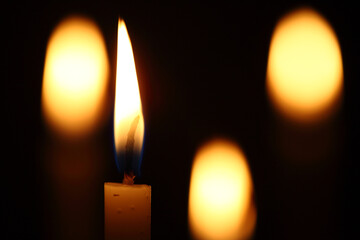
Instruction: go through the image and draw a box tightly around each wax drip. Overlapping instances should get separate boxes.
[123,115,140,184]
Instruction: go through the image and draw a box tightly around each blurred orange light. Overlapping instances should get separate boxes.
[188,139,256,240]
[114,19,144,156]
[42,16,109,138]
[267,8,343,123]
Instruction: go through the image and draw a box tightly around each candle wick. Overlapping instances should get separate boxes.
[123,172,135,184]
[123,115,140,183]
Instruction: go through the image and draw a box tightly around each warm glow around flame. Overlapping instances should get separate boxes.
[114,19,144,156]
[189,139,256,240]
[42,16,109,138]
[267,8,343,122]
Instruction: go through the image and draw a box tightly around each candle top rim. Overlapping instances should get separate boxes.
[104,182,151,188]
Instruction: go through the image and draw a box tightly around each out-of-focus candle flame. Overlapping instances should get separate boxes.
[267,8,343,123]
[114,19,144,176]
[42,16,109,138]
[189,139,256,240]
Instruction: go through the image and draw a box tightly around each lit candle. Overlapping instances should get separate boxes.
[104,19,151,240]
[265,8,343,238]
[188,139,256,240]
[42,15,110,239]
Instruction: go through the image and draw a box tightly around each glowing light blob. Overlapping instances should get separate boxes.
[267,8,343,122]
[42,16,109,138]
[189,139,256,240]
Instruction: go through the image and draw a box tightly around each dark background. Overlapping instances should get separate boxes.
[4,1,359,239]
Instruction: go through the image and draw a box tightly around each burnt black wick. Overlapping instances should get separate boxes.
[124,115,140,178]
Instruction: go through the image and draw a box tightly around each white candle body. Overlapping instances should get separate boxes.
[104,182,151,240]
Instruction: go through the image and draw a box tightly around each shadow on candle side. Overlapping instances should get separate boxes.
[266,116,343,239]
[43,138,106,240]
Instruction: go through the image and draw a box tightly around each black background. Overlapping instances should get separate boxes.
[4,1,359,239]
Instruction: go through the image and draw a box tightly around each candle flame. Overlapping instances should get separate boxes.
[42,16,109,138]
[114,19,145,178]
[188,139,256,240]
[266,8,343,123]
